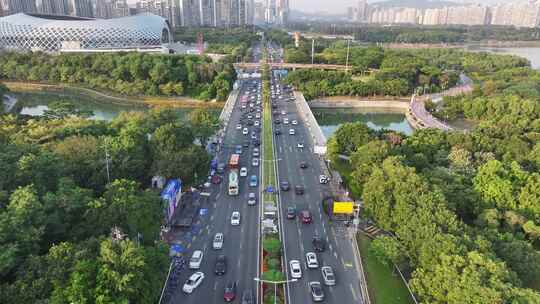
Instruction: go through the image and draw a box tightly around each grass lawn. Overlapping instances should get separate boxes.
[357,233,415,304]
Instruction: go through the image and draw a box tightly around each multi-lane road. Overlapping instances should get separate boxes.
[269,73,364,304]
[170,44,365,304]
[172,79,263,304]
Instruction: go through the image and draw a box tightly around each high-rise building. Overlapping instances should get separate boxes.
[199,0,214,26]
[69,0,93,17]
[40,0,70,15]
[356,0,368,22]
[179,0,200,26]
[5,0,37,14]
[253,0,264,24]
[491,2,540,28]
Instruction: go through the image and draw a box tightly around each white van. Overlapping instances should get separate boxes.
[189,250,203,269]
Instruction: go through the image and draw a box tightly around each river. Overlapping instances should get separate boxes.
[464,45,540,69]
[14,91,214,120]
[313,108,414,137]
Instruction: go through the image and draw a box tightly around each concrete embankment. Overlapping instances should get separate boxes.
[309,96,409,111]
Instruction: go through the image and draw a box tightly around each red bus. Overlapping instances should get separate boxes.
[229,154,240,170]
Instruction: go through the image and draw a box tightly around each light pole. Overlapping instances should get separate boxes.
[254,277,298,304]
[345,39,351,72]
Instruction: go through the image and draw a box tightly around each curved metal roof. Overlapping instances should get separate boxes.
[0,12,170,32]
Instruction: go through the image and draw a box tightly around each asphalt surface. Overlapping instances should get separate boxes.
[171,79,263,304]
[270,75,364,304]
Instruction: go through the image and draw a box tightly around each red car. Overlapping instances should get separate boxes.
[211,175,222,184]
[224,281,237,302]
[300,210,312,224]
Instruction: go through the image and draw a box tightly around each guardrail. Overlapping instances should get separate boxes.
[294,91,327,155]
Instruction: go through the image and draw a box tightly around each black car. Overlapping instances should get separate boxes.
[300,161,308,169]
[286,206,296,219]
[274,119,280,124]
[312,236,326,252]
[280,181,290,191]
[247,120,254,126]
[295,185,305,195]
[215,255,227,275]
[243,140,250,148]
[275,129,282,135]
[252,139,261,147]
[241,289,254,304]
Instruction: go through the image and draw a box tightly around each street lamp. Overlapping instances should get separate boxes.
[253,277,298,304]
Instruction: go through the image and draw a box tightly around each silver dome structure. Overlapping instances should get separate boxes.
[0,13,173,52]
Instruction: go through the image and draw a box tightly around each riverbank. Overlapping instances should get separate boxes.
[4,81,225,109]
[310,96,409,111]
[382,41,540,49]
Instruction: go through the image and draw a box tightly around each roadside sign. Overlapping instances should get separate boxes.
[199,208,208,216]
[170,244,184,256]
[333,202,354,214]
[200,192,211,197]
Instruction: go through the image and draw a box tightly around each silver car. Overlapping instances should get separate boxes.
[321,266,336,286]
[309,281,324,302]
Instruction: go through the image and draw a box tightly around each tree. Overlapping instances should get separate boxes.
[473,160,523,210]
[330,122,373,156]
[42,102,93,120]
[369,235,405,267]
[189,109,218,145]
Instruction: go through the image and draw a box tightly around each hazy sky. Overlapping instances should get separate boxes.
[290,0,525,14]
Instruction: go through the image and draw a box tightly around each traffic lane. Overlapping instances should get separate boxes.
[285,101,362,303]
[274,88,353,303]
[174,85,257,303]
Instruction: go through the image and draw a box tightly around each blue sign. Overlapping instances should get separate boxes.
[266,186,274,193]
[171,244,184,255]
[199,208,208,216]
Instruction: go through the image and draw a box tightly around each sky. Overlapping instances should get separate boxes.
[290,0,526,14]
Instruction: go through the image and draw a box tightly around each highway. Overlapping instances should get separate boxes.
[171,78,263,303]
[270,73,364,304]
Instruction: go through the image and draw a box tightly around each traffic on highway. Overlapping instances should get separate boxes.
[168,43,364,304]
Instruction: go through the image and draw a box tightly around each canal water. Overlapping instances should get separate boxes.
[15,91,212,120]
[464,45,540,69]
[313,108,414,137]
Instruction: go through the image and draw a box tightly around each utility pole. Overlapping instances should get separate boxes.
[345,39,351,72]
[104,141,111,184]
[311,39,315,64]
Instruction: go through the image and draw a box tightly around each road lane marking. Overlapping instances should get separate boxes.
[214,282,218,291]
[350,284,358,301]
[334,251,338,259]
[329,244,333,252]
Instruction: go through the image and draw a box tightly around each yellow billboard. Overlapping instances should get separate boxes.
[333,202,354,214]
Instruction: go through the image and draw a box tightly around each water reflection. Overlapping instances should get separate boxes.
[313,108,414,137]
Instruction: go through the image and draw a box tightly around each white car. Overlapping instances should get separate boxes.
[292,120,298,125]
[248,192,257,206]
[189,250,203,269]
[289,260,302,279]
[321,266,336,286]
[281,110,286,115]
[236,124,242,130]
[231,211,241,226]
[213,233,224,250]
[252,158,259,167]
[254,120,260,127]
[306,252,319,269]
[255,113,261,119]
[253,148,260,157]
[182,272,205,294]
[289,129,295,135]
[240,167,248,177]
[243,128,249,135]
[297,143,304,149]
[283,118,289,125]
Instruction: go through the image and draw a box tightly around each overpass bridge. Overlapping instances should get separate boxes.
[234,62,350,71]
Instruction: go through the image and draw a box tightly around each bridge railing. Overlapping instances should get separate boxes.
[294,91,327,155]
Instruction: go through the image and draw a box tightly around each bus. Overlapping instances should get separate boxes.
[228,170,239,196]
[228,154,240,196]
[229,154,240,170]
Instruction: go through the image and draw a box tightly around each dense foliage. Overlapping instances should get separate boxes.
[284,44,469,99]
[432,54,540,124]
[0,107,217,303]
[175,26,259,62]
[287,22,540,43]
[0,52,236,101]
[329,120,540,303]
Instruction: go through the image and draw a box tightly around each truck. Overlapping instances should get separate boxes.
[228,154,240,196]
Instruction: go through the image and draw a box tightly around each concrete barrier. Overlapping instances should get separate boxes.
[294,91,327,155]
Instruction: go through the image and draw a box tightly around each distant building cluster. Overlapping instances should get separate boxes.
[347,0,540,28]
[0,0,290,27]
